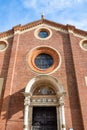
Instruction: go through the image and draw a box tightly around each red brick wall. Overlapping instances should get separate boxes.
[0,38,13,112]
[69,32,87,130]
[0,25,86,130]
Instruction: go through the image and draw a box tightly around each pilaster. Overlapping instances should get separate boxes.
[0,26,21,125]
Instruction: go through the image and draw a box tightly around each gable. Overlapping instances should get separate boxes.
[0,18,87,40]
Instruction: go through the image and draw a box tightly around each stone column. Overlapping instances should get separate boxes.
[28,106,33,130]
[58,97,66,130]
[56,106,60,130]
[24,94,31,130]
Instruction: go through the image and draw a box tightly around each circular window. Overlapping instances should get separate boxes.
[82,41,87,49]
[27,46,61,74]
[34,27,52,40]
[80,39,87,51]
[0,41,7,52]
[35,53,53,69]
[38,30,49,38]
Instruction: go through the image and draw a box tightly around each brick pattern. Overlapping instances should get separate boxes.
[0,38,13,113]
[69,32,87,130]
[0,23,86,130]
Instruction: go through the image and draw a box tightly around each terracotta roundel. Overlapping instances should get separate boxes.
[27,46,61,74]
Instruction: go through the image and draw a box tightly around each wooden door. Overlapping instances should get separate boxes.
[32,107,57,130]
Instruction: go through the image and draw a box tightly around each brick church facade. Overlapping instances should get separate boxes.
[0,17,87,130]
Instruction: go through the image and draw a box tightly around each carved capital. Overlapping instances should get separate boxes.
[58,97,64,106]
[57,91,66,98]
[24,97,31,106]
[22,92,31,97]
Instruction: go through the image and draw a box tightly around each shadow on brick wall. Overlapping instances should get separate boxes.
[61,32,84,130]
[0,38,13,113]
[1,88,24,120]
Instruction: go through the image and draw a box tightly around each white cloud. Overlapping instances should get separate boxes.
[19,0,87,31]
[20,0,87,10]
[67,19,87,30]
[21,0,37,8]
[21,0,72,10]
[0,0,87,32]
[76,0,87,2]
[20,0,87,17]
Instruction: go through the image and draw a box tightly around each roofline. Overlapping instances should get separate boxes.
[0,18,87,39]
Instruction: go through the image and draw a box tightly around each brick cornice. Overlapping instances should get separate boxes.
[0,29,14,39]
[0,18,87,39]
[20,19,43,31]
[67,24,87,38]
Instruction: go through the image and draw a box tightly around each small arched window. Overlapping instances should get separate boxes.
[33,86,56,95]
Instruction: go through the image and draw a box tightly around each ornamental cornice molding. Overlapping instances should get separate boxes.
[0,19,87,40]
[0,29,14,39]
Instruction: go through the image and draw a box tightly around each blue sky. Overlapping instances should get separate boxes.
[0,0,87,32]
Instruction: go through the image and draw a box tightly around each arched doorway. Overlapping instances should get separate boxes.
[23,75,66,130]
